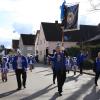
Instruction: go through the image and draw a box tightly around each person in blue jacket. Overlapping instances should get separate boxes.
[12,50,28,90]
[1,56,9,82]
[77,50,88,74]
[48,45,66,96]
[27,54,35,72]
[94,52,100,86]
[49,49,57,84]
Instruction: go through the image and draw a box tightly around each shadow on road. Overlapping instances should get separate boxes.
[0,89,18,98]
[83,86,100,100]
[21,84,57,100]
[49,92,59,100]
[65,74,81,83]
[64,78,94,100]
[9,73,15,76]
[35,69,49,73]
[35,63,50,68]
[44,72,53,76]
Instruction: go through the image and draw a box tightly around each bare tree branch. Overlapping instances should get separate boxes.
[88,0,100,11]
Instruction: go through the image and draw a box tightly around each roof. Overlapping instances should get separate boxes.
[35,30,40,43]
[41,22,62,41]
[41,22,99,42]
[87,34,100,42]
[21,34,35,45]
[84,34,100,45]
[12,40,19,49]
[64,25,98,42]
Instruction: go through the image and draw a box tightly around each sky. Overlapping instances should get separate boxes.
[0,0,100,48]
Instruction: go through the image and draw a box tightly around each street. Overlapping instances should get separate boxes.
[0,64,100,100]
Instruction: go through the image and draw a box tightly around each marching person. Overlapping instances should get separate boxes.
[12,50,28,90]
[8,55,13,69]
[65,56,72,74]
[77,50,88,74]
[49,49,57,84]
[94,52,100,86]
[72,57,78,75]
[48,45,66,96]
[28,54,35,72]
[1,56,9,82]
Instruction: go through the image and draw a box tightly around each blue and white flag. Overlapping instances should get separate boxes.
[61,4,79,31]
[60,0,66,21]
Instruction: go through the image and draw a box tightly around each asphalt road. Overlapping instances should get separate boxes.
[0,64,100,100]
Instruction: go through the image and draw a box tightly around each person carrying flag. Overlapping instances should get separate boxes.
[48,45,66,96]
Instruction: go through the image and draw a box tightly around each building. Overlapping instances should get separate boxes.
[19,34,35,56]
[84,34,100,45]
[35,21,77,62]
[12,40,19,51]
[35,21,99,62]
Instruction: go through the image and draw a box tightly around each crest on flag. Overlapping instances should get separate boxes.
[61,3,79,31]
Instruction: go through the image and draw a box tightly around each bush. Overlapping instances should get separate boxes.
[66,47,80,57]
[83,59,94,70]
[90,46,100,59]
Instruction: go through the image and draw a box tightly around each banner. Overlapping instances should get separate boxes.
[61,4,79,31]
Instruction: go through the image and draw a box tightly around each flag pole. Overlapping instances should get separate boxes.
[61,26,64,44]
[61,26,65,51]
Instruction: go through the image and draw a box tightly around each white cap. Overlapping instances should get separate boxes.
[17,49,21,54]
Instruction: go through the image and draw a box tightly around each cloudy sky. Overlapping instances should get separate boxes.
[0,0,100,48]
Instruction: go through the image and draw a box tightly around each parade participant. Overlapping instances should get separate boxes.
[1,56,9,82]
[65,56,72,74]
[28,54,35,72]
[12,50,28,90]
[48,45,66,96]
[77,50,88,74]
[49,49,57,84]
[8,55,13,69]
[94,52,100,86]
[72,57,78,75]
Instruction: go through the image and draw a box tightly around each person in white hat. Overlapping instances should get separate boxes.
[48,45,66,96]
[27,54,35,72]
[1,56,9,82]
[12,50,28,90]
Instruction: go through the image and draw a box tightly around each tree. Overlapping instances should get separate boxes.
[0,45,5,52]
[88,0,100,11]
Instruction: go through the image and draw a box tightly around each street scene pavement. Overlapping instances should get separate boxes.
[0,64,100,100]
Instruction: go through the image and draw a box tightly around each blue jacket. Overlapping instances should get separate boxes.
[77,53,87,65]
[49,52,66,71]
[8,56,13,63]
[95,57,100,72]
[27,57,35,64]
[12,55,27,70]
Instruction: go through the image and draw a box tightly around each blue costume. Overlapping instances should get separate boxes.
[12,55,27,90]
[1,57,9,82]
[95,57,100,86]
[49,52,66,71]
[12,56,27,70]
[49,52,66,95]
[77,52,87,74]
[27,56,35,71]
